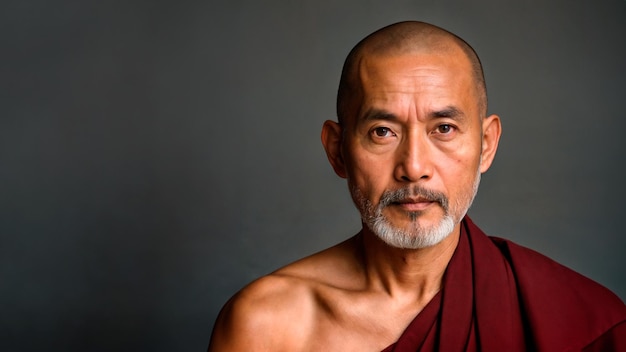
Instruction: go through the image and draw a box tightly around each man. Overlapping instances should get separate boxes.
[209,21,626,351]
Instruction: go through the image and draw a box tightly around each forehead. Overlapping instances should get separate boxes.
[353,50,477,121]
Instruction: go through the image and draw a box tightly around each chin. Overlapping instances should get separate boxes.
[370,214,456,249]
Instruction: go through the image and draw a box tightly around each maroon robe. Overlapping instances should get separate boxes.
[383,217,626,351]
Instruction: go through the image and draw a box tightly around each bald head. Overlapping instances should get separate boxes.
[337,21,487,124]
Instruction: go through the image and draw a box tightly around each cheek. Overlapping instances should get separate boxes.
[346,152,392,197]
[447,135,482,165]
[437,143,482,188]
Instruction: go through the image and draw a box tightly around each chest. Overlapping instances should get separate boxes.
[301,296,427,352]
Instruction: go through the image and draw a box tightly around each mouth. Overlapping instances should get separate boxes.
[392,197,436,212]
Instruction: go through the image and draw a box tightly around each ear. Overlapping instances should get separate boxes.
[479,114,502,173]
[321,120,348,178]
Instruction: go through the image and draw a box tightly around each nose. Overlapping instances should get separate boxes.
[394,131,433,183]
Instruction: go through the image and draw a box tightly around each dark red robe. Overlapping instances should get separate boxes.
[383,217,626,351]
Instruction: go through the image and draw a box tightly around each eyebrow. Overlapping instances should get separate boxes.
[431,106,466,121]
[360,108,398,122]
[359,106,466,123]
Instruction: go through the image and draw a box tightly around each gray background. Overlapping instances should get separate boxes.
[2,1,625,351]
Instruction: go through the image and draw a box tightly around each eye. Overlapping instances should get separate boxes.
[372,126,395,138]
[435,124,455,134]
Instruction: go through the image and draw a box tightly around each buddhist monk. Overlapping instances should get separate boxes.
[208,21,626,351]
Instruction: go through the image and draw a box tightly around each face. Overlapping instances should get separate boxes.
[324,49,500,249]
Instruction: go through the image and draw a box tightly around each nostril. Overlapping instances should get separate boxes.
[401,175,428,182]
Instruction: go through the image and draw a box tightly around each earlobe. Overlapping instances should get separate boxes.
[479,114,502,173]
[321,120,348,178]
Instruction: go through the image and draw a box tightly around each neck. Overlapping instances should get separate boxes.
[356,222,461,302]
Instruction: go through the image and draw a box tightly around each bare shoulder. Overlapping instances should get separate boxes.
[208,237,361,352]
[208,273,316,351]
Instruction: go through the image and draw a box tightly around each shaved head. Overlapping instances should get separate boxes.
[337,21,487,124]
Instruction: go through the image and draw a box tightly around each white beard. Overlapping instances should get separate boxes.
[352,170,481,249]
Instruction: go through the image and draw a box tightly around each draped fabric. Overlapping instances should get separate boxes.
[383,217,626,351]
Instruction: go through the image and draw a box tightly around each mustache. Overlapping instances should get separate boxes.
[378,186,449,212]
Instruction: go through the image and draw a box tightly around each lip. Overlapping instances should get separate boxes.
[394,198,435,211]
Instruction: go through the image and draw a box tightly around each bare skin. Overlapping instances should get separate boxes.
[209,228,460,352]
[209,22,501,352]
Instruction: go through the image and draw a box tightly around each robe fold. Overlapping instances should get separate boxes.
[383,217,626,352]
